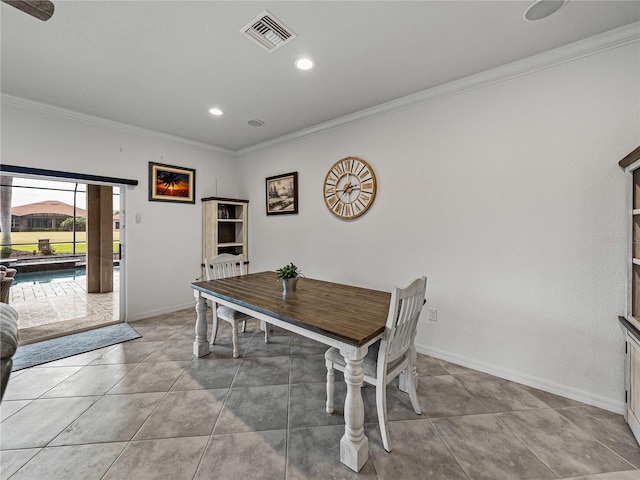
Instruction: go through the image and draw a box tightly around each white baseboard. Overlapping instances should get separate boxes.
[416,343,625,415]
[122,309,625,414]
[126,302,195,322]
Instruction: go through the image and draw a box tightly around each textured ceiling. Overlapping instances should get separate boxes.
[2,1,639,151]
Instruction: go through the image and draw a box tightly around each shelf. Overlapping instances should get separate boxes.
[634,209,640,216]
[203,197,248,270]
[621,316,640,340]
[634,259,640,266]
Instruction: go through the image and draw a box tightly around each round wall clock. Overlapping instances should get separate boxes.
[323,156,377,220]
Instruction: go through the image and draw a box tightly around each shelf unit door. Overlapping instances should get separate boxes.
[632,169,640,321]
[627,334,640,443]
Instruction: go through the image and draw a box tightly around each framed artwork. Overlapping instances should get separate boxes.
[149,162,196,204]
[266,171,298,215]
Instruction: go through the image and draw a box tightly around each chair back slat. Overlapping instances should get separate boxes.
[204,254,245,281]
[381,276,427,365]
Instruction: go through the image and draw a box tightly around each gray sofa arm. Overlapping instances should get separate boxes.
[0,303,19,402]
[0,265,16,304]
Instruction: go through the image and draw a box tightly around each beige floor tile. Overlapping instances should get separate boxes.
[194,430,286,480]
[0,396,99,449]
[104,437,208,480]
[2,308,639,480]
[0,448,41,480]
[134,389,227,439]
[49,392,164,445]
[9,443,126,480]
[2,366,82,400]
[432,414,556,479]
[498,409,636,477]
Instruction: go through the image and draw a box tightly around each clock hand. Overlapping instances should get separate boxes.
[337,177,351,193]
[338,188,350,202]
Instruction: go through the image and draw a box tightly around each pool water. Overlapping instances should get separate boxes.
[13,266,119,285]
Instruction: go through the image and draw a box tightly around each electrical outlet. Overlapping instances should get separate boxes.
[428,308,437,322]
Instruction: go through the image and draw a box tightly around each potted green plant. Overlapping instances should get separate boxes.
[276,262,301,293]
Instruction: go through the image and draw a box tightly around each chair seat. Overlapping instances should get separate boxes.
[325,341,403,379]
[217,305,251,323]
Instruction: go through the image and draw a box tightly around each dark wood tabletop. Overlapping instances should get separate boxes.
[191,271,391,346]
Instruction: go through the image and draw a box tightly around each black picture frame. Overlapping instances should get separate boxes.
[266,171,298,215]
[148,162,196,204]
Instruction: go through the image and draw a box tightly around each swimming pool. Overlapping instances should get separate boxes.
[13,266,119,285]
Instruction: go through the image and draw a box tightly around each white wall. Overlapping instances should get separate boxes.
[1,101,239,319]
[237,42,640,412]
[2,35,638,413]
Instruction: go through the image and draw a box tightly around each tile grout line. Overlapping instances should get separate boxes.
[492,412,562,479]
[194,328,269,479]
[92,334,178,479]
[102,320,203,480]
[551,407,640,472]
[427,417,474,480]
[5,312,640,479]
[284,334,292,480]
[99,440,132,480]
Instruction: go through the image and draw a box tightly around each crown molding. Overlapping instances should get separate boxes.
[0,94,236,156]
[237,21,640,156]
[2,22,638,157]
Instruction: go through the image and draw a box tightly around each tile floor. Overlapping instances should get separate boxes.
[10,273,119,344]
[1,308,640,480]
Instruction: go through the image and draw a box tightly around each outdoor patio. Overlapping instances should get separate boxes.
[9,271,120,344]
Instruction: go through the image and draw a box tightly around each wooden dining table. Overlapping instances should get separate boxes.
[190,271,391,472]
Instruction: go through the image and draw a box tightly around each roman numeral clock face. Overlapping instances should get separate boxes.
[324,157,377,220]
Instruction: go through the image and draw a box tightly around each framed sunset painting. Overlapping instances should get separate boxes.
[149,162,196,204]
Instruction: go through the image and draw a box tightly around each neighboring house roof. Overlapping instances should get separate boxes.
[11,200,87,217]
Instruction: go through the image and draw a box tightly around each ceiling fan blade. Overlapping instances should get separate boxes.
[2,0,54,21]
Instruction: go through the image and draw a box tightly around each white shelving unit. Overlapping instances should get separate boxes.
[202,197,249,272]
[619,146,640,445]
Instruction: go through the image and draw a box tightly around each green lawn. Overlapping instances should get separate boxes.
[7,231,120,254]
[9,231,119,244]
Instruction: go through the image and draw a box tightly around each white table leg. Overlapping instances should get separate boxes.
[339,345,369,472]
[326,364,335,413]
[193,291,209,357]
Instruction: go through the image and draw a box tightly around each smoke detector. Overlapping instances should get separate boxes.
[523,0,567,21]
[241,10,296,52]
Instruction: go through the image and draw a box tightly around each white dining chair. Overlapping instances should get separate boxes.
[204,254,270,357]
[324,276,427,452]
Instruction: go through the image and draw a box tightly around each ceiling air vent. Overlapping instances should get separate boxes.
[241,10,296,53]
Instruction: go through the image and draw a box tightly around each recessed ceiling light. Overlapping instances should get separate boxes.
[295,57,314,71]
[248,119,265,127]
[523,0,567,21]
[209,108,223,116]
